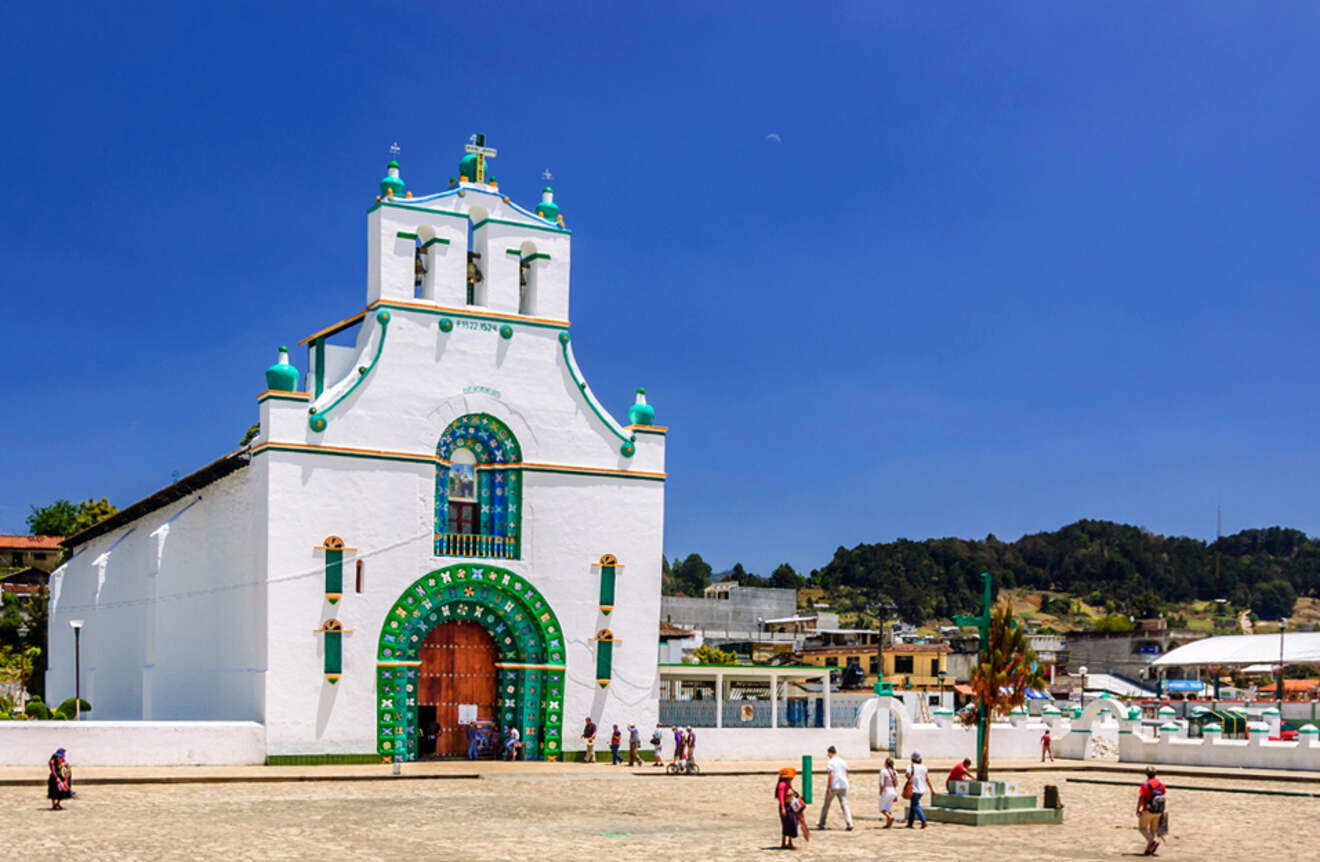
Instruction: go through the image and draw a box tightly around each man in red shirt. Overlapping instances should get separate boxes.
[945,757,973,792]
[1137,766,1167,856]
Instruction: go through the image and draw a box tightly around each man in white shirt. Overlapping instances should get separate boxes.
[815,745,855,831]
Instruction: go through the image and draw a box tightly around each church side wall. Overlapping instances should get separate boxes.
[48,469,264,722]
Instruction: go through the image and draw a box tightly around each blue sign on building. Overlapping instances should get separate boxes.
[1165,680,1204,692]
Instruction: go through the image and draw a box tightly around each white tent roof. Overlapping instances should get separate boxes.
[1151,633,1320,668]
[1083,673,1156,698]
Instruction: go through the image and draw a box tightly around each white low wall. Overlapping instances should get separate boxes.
[0,721,266,766]
[694,727,871,761]
[1118,731,1320,771]
[695,700,877,761]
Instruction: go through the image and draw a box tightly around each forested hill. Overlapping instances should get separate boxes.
[808,520,1318,622]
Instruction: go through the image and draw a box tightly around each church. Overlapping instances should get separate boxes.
[47,141,667,762]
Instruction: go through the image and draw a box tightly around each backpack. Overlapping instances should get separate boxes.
[1145,782,1166,814]
[651,730,662,746]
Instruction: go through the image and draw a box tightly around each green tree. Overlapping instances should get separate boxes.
[73,498,117,533]
[1090,613,1134,633]
[239,423,260,446]
[668,554,712,597]
[26,500,78,536]
[25,498,116,538]
[729,562,768,587]
[961,602,1044,780]
[769,563,804,589]
[691,644,737,665]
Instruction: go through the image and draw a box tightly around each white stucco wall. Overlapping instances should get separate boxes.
[0,721,266,766]
[47,470,263,723]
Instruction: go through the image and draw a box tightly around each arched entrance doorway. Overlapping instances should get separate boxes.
[377,563,566,762]
[418,621,498,757]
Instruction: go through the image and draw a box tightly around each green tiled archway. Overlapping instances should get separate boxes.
[376,563,566,761]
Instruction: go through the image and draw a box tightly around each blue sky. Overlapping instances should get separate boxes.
[3,3,1318,576]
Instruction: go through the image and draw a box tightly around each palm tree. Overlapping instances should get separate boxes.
[961,601,1045,781]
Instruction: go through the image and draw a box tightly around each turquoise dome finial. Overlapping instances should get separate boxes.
[265,346,299,392]
[379,160,406,197]
[628,388,655,426]
[536,186,560,222]
[459,152,479,182]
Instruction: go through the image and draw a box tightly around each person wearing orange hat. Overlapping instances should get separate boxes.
[776,767,799,850]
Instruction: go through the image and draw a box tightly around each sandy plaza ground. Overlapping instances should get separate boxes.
[2,762,1316,862]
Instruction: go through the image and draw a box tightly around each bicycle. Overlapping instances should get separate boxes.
[666,759,701,776]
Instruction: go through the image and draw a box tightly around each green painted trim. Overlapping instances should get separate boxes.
[396,231,418,240]
[472,216,570,235]
[499,325,513,339]
[375,301,568,332]
[421,237,450,248]
[266,754,383,766]
[557,332,635,457]
[1071,729,1092,734]
[309,310,391,432]
[377,564,566,762]
[313,338,326,398]
[506,248,522,256]
[252,445,434,466]
[520,464,664,482]
[368,201,468,219]
[522,252,551,262]
[631,427,667,436]
[257,392,311,404]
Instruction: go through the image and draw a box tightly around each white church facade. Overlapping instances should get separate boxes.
[47,143,667,762]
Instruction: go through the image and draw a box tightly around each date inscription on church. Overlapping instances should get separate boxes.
[464,385,501,399]
[456,320,500,333]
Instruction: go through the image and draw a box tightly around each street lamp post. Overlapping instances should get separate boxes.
[69,620,85,721]
[1278,618,1287,712]
[873,600,897,689]
[937,669,948,709]
[1078,666,1088,709]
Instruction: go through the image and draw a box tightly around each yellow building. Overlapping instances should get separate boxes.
[796,643,952,691]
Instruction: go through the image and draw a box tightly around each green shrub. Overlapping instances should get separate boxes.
[24,701,50,719]
[54,697,91,719]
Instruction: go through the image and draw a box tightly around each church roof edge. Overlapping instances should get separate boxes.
[63,447,252,549]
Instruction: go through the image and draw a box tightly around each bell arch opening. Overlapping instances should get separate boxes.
[376,563,565,762]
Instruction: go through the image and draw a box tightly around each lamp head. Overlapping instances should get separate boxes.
[69,619,84,630]
[1079,665,1088,676]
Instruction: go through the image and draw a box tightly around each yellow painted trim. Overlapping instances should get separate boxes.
[324,593,343,600]
[315,545,358,551]
[371,297,570,328]
[254,441,667,480]
[298,310,368,346]
[494,662,568,671]
[591,562,626,568]
[257,389,311,401]
[624,425,668,433]
[314,627,354,634]
[599,605,614,612]
[325,673,341,681]
[521,461,666,479]
[588,636,623,644]
[251,440,436,464]
[376,660,423,667]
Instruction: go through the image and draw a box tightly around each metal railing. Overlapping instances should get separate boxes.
[435,533,518,559]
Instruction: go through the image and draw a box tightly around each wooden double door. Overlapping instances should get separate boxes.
[418,621,498,757]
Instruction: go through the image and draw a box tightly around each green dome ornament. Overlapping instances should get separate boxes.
[627,388,654,426]
[459,153,479,182]
[536,186,560,222]
[265,346,299,392]
[379,160,406,197]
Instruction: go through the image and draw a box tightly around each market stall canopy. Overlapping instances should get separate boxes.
[1151,633,1320,668]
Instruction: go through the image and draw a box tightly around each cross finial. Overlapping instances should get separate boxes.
[464,133,498,183]
[542,169,553,181]
[389,141,400,158]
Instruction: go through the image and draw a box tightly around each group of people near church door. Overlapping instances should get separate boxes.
[580,717,668,765]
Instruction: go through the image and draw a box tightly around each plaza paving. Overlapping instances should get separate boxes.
[2,761,1314,860]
